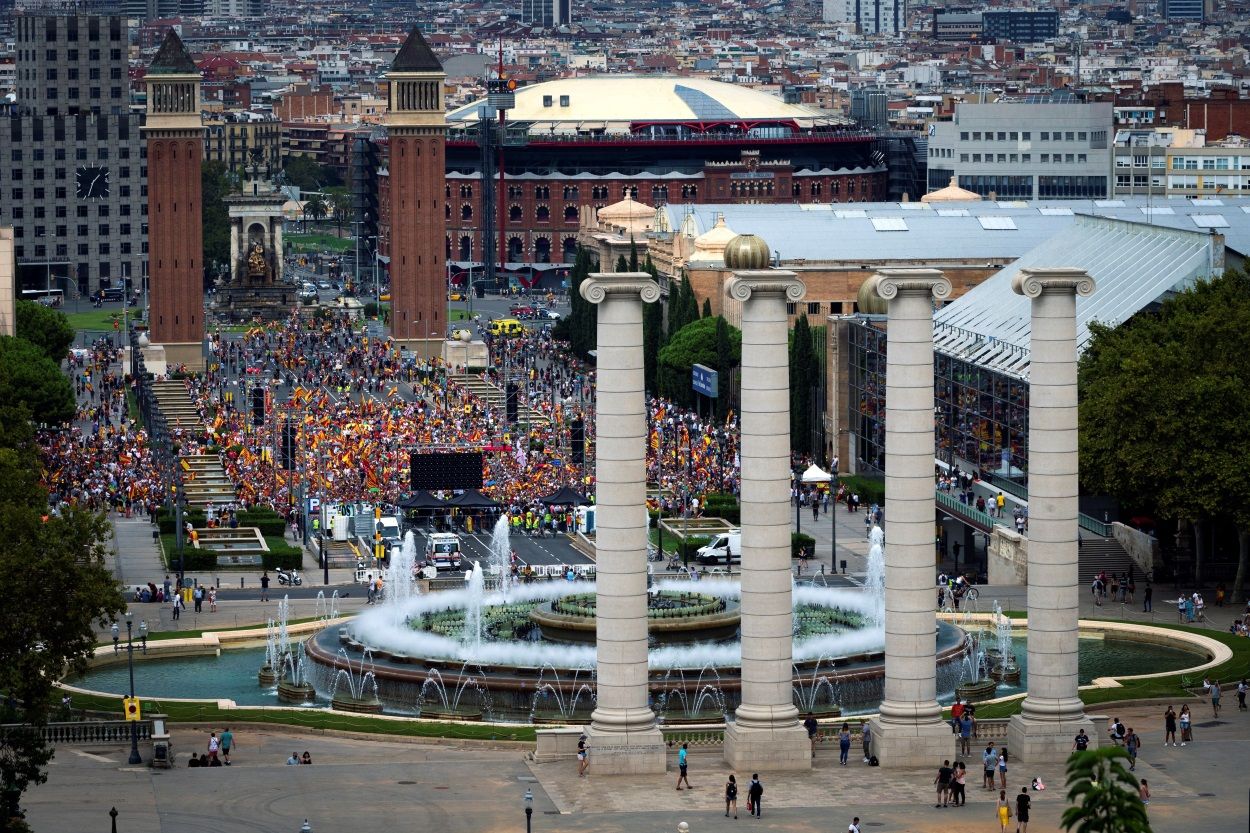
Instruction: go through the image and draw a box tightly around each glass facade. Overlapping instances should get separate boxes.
[848,319,1031,485]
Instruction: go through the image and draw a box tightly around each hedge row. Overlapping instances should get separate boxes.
[837,474,885,507]
[159,535,303,571]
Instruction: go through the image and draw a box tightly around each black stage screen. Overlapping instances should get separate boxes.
[410,452,484,490]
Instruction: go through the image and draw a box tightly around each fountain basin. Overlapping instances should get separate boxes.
[418,705,484,721]
[332,694,384,713]
[529,591,742,644]
[277,680,316,704]
[258,665,278,686]
[955,678,999,702]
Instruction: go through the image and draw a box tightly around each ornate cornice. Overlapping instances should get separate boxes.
[723,269,806,302]
[580,273,662,305]
[1012,267,1096,299]
[868,268,952,302]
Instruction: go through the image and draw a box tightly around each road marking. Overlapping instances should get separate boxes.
[73,750,118,764]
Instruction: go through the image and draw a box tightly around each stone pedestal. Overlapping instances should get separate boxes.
[154,341,205,373]
[866,269,954,767]
[722,270,812,771]
[393,337,444,360]
[1008,267,1097,762]
[580,273,665,775]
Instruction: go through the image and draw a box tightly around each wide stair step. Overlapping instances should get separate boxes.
[1077,536,1138,586]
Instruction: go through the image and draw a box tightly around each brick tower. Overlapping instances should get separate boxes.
[384,27,447,352]
[144,30,205,369]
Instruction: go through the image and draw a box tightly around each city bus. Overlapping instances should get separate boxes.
[19,289,64,307]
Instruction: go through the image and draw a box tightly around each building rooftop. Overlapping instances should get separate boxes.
[148,30,199,75]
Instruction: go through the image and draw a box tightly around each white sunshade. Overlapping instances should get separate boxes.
[801,464,832,484]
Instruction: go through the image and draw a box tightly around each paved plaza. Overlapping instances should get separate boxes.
[24,700,1250,833]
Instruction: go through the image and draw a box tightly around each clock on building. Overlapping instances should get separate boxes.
[75,166,110,201]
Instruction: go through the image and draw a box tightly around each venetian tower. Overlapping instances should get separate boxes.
[384,27,447,353]
[144,30,205,369]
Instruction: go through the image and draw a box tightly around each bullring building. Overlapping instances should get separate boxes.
[429,76,885,265]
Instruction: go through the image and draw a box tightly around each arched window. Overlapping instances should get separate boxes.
[445,203,452,219]
[534,237,551,263]
[445,185,451,198]
[462,204,473,221]
[536,204,550,222]
[535,185,550,200]
[509,204,522,222]
[459,235,471,260]
[563,237,578,263]
[507,236,523,261]
[508,185,523,199]
[564,204,578,222]
[445,236,452,258]
[563,185,579,200]
[811,182,822,196]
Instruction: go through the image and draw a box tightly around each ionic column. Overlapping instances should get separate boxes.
[723,264,813,771]
[1008,267,1097,761]
[580,272,665,774]
[867,268,954,767]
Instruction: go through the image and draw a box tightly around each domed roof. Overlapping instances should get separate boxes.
[597,195,654,222]
[724,234,771,270]
[857,278,888,315]
[920,176,983,203]
[690,214,737,261]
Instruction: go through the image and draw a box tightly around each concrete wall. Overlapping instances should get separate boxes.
[1111,521,1163,577]
[987,526,1028,585]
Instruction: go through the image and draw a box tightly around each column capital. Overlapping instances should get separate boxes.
[580,273,661,305]
[1012,267,1096,299]
[724,269,806,302]
[868,268,952,302]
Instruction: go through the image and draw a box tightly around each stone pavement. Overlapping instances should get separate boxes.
[22,702,1250,833]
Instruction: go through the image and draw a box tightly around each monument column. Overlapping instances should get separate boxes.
[722,235,812,771]
[581,272,666,774]
[867,268,954,767]
[1008,267,1097,761]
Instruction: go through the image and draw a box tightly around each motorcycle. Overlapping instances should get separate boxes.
[277,568,302,587]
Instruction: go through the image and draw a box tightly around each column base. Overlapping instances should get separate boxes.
[584,720,666,775]
[723,720,812,772]
[149,341,205,373]
[1007,712,1096,764]
[393,337,443,360]
[867,718,953,768]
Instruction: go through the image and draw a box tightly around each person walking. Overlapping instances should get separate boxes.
[1164,705,1177,746]
[982,745,997,789]
[997,747,1009,790]
[208,586,217,613]
[1209,679,1222,717]
[724,773,738,818]
[838,723,852,765]
[1015,786,1031,833]
[577,734,588,777]
[952,762,967,806]
[219,727,234,765]
[848,818,862,833]
[1139,779,1151,806]
[1179,704,1192,745]
[1125,727,1140,771]
[996,789,1012,833]
[1237,678,1248,711]
[747,774,763,818]
[675,742,691,790]
[934,759,953,808]
[260,571,270,602]
[207,732,220,764]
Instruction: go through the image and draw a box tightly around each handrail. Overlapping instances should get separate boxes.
[1,720,153,745]
[980,471,1028,501]
[1078,515,1111,537]
[936,489,1005,531]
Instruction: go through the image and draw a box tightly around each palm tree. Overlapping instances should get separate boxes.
[1062,747,1153,833]
[304,197,328,232]
[329,192,353,237]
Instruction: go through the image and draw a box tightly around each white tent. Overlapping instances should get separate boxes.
[800,464,831,484]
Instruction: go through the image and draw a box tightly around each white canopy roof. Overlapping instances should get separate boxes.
[801,464,832,484]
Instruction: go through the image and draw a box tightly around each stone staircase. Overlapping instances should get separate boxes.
[149,380,237,509]
[451,374,550,426]
[1078,535,1138,586]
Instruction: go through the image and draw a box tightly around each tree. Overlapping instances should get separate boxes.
[715,314,734,420]
[679,272,700,330]
[657,316,741,408]
[702,297,713,319]
[561,248,597,358]
[304,196,328,230]
[282,155,330,191]
[0,337,75,426]
[327,189,353,236]
[642,256,662,394]
[14,301,74,363]
[1079,271,1250,596]
[628,236,639,273]
[789,314,819,455]
[201,161,233,282]
[615,254,628,273]
[1061,747,1152,833]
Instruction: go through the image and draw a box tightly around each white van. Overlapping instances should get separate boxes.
[695,531,741,565]
[424,532,463,571]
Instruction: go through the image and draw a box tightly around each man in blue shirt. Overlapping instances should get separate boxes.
[676,742,691,790]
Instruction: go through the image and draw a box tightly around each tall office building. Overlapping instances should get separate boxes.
[523,0,571,27]
[822,0,905,35]
[0,14,147,295]
[1163,0,1203,20]
[851,88,889,129]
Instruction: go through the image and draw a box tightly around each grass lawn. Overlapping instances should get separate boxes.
[60,688,535,741]
[286,232,354,253]
[65,309,130,332]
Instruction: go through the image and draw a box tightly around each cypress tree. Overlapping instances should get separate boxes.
[789,314,818,454]
[714,314,734,420]
[642,256,662,393]
[629,236,639,272]
[702,297,712,318]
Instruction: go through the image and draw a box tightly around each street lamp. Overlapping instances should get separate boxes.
[523,788,533,833]
[112,611,147,765]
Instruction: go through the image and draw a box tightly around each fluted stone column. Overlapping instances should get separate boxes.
[1008,267,1097,762]
[866,268,954,767]
[581,272,665,774]
[723,268,812,772]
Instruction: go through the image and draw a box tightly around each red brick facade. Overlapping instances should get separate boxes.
[388,129,446,340]
[147,131,204,345]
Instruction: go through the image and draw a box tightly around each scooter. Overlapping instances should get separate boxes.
[277,568,302,586]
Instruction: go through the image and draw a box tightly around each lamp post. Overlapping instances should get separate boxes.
[111,612,147,765]
[523,788,533,833]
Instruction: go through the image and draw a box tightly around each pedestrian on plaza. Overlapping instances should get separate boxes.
[675,742,691,790]
[220,727,234,765]
[997,748,1009,790]
[1164,705,1178,746]
[848,818,861,833]
[1138,779,1150,806]
[366,574,376,605]
[171,591,183,621]
[803,713,819,749]
[747,774,763,818]
[983,745,997,789]
[952,761,967,806]
[193,585,204,613]
[934,759,953,807]
[1125,727,1140,771]
[996,790,1012,833]
[577,734,588,777]
[1179,705,1192,745]
[208,586,217,613]
[724,773,738,818]
[207,732,219,764]
[861,721,873,763]
[1143,581,1152,613]
[838,723,852,765]
[163,575,171,601]
[959,713,973,755]
[260,571,270,602]
[1237,678,1248,711]
[1015,786,1031,833]
[1072,728,1089,752]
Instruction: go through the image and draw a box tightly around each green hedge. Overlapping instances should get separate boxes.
[159,534,302,571]
[702,492,740,524]
[838,474,885,506]
[676,535,711,563]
